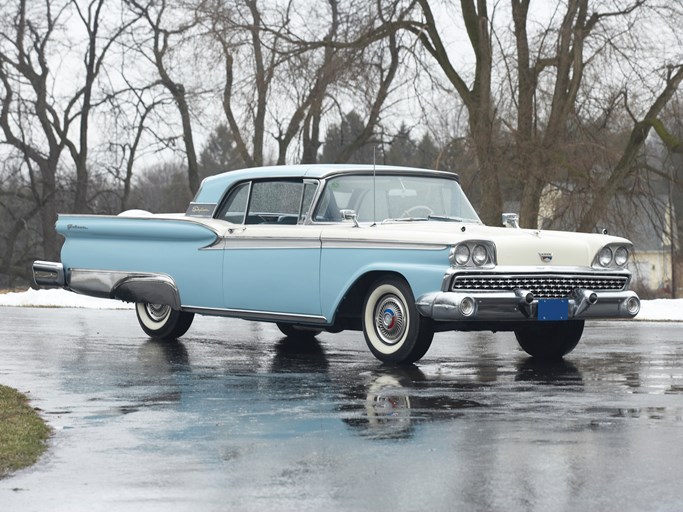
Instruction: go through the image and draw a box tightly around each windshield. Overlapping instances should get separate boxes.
[313,174,481,224]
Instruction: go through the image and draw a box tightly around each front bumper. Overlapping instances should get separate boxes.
[415,288,640,322]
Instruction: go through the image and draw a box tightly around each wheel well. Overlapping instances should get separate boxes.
[333,271,406,331]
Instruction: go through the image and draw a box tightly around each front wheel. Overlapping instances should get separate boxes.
[514,320,584,360]
[362,277,434,364]
[135,303,194,339]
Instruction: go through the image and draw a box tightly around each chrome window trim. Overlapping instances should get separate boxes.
[308,172,471,226]
[215,180,252,224]
[299,179,320,224]
[304,177,328,225]
[217,178,321,226]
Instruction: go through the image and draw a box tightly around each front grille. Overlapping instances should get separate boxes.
[451,273,628,298]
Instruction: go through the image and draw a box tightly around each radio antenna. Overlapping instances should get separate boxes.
[372,145,377,226]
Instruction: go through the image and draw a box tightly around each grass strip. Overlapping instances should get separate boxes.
[0,385,50,478]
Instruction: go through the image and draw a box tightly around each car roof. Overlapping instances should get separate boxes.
[193,164,459,205]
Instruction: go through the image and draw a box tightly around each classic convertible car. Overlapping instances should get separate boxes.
[33,164,640,363]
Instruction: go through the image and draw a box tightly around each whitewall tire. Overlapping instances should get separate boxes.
[135,303,194,339]
[362,277,434,364]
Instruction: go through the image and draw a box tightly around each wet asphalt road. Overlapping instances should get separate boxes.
[1,307,683,512]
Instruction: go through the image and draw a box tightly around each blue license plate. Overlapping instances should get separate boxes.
[537,299,569,321]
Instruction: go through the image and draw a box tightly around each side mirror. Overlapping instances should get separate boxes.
[340,209,360,228]
[502,212,520,229]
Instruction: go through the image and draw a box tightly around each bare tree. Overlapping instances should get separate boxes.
[0,0,68,260]
[407,0,501,226]
[579,65,683,231]
[202,0,411,167]
[124,0,202,194]
[65,0,137,212]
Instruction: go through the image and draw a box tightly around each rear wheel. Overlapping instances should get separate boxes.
[135,303,194,339]
[362,277,434,364]
[514,320,584,359]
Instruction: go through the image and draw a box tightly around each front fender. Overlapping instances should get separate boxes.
[320,247,450,322]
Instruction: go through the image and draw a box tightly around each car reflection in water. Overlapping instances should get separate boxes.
[340,366,482,440]
[514,358,583,387]
[124,332,587,442]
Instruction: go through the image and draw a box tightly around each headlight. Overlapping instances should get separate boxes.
[598,247,613,267]
[472,244,488,266]
[454,244,470,265]
[614,246,629,266]
[593,243,632,269]
[451,241,496,268]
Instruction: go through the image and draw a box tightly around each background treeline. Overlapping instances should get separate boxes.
[1,0,682,288]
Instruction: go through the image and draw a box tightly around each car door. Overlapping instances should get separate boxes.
[219,179,322,317]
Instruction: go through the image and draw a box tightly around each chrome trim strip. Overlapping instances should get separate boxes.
[181,305,328,325]
[203,237,322,250]
[318,168,460,181]
[322,239,448,250]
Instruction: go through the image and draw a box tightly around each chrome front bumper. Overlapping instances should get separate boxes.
[415,288,641,322]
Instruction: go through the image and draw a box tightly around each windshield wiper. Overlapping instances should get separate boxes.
[381,217,429,223]
[427,215,465,222]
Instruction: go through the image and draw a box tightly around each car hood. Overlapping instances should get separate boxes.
[321,221,632,268]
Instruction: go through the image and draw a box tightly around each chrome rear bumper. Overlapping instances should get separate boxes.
[32,261,180,308]
[415,288,640,322]
[33,261,66,287]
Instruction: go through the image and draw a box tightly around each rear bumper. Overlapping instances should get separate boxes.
[415,288,640,322]
[33,261,66,287]
[32,261,180,308]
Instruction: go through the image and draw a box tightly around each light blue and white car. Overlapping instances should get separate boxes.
[33,164,640,363]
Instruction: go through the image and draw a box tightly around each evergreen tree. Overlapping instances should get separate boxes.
[414,133,439,169]
[320,111,375,164]
[385,123,416,166]
[199,124,245,178]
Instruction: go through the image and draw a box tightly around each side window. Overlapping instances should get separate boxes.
[217,182,249,223]
[247,181,304,225]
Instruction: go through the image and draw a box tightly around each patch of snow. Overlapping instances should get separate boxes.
[0,288,133,309]
[634,299,683,322]
[0,289,681,321]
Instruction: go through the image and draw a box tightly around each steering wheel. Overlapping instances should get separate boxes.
[401,205,434,218]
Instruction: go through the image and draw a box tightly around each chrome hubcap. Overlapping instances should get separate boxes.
[375,295,406,345]
[145,303,170,322]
